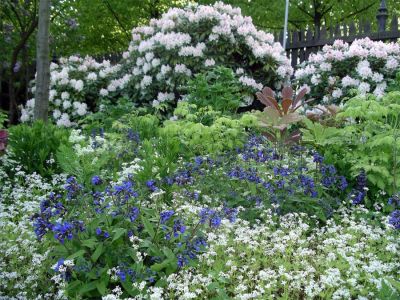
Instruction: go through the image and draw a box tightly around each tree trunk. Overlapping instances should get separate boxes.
[34,0,51,121]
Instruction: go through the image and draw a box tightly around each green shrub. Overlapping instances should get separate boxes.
[186,67,243,113]
[159,102,257,156]
[7,121,70,177]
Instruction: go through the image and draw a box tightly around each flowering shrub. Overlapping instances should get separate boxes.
[104,2,292,112]
[143,207,400,299]
[295,38,400,104]
[21,56,121,126]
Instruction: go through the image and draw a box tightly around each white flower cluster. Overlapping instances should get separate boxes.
[144,206,400,299]
[295,38,400,103]
[107,1,292,109]
[0,162,67,298]
[21,56,121,127]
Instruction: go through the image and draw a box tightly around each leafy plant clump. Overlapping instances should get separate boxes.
[32,175,236,298]
[160,102,258,155]
[186,66,244,113]
[302,91,400,200]
[7,121,70,177]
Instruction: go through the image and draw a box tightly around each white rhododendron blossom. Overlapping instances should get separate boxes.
[295,37,400,104]
[105,1,292,109]
[21,56,121,126]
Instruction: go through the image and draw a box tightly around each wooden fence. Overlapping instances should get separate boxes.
[275,0,400,70]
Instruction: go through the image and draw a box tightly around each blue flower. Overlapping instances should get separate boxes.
[388,210,400,229]
[95,227,102,235]
[173,219,186,237]
[128,207,140,222]
[177,254,188,268]
[146,180,158,192]
[312,152,324,163]
[160,210,174,224]
[33,216,53,240]
[223,207,238,223]
[210,214,222,228]
[64,176,82,200]
[352,190,366,205]
[54,258,65,272]
[117,270,126,282]
[52,221,74,244]
[103,231,110,238]
[388,193,400,208]
[91,175,102,186]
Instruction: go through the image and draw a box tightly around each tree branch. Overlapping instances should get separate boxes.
[102,0,130,41]
[339,2,376,22]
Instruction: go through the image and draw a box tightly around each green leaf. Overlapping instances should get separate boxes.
[96,280,107,295]
[67,249,86,260]
[91,243,104,262]
[79,281,97,295]
[141,216,155,237]
[112,228,127,242]
[82,238,98,249]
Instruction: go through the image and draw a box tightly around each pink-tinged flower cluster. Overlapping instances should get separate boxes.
[21,56,121,126]
[106,1,292,110]
[295,38,400,104]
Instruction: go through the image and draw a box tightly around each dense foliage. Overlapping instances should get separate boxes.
[302,91,400,199]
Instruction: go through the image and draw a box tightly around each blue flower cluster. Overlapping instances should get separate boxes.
[389,210,400,229]
[177,237,207,268]
[351,170,367,205]
[64,176,82,200]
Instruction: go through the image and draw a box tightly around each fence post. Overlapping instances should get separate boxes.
[376,0,388,32]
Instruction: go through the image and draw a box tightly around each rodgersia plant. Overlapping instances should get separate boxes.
[295,37,400,105]
[21,56,121,126]
[103,2,292,112]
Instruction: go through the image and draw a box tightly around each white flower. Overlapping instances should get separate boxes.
[53,109,61,119]
[358,82,370,95]
[63,100,72,109]
[56,113,72,127]
[332,89,343,99]
[356,60,372,79]
[385,57,398,69]
[74,79,84,92]
[100,89,109,97]
[61,92,70,100]
[204,59,216,67]
[140,75,153,88]
[87,72,97,81]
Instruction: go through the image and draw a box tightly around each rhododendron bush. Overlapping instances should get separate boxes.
[21,56,121,127]
[295,38,400,104]
[103,2,292,111]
